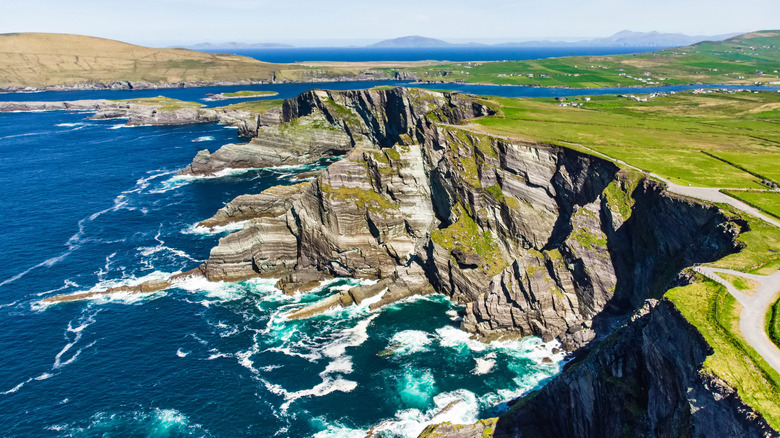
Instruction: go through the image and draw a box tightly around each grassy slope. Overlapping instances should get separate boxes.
[473,91,780,188]
[724,190,780,219]
[769,298,780,349]
[114,96,204,110]
[393,30,780,88]
[0,33,372,88]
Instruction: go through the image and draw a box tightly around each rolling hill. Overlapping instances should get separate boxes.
[0,33,367,89]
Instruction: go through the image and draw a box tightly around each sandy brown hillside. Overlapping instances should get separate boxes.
[0,33,369,88]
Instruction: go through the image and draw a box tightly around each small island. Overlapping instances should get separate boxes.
[204,90,279,101]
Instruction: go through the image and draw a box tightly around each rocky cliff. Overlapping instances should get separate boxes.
[194,87,740,351]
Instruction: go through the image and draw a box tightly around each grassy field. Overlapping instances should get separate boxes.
[718,272,761,293]
[471,90,780,189]
[667,278,780,430]
[115,96,204,111]
[0,33,383,88]
[391,31,780,88]
[214,99,284,115]
[769,297,780,349]
[724,190,780,219]
[219,90,278,98]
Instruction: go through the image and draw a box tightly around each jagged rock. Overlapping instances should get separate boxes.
[179,87,494,176]
[451,247,481,268]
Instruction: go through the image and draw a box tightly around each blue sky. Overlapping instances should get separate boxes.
[1,0,778,46]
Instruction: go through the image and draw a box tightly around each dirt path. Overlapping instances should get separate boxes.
[696,266,780,374]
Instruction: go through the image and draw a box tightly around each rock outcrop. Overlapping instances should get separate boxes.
[178,88,494,176]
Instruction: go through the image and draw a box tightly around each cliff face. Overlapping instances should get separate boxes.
[196,87,739,349]
[179,88,492,176]
[184,87,768,436]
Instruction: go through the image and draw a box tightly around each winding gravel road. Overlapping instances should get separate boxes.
[696,267,780,374]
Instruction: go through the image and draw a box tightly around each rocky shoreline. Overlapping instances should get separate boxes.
[34,87,774,436]
[0,72,412,94]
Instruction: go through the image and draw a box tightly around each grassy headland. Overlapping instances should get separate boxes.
[0,33,387,89]
[114,96,204,110]
[390,31,780,88]
[472,90,780,189]
[667,279,780,429]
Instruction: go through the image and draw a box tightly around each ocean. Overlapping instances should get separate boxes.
[2,77,778,437]
[197,46,662,63]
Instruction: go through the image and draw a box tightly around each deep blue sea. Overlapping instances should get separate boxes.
[198,46,662,63]
[3,78,779,437]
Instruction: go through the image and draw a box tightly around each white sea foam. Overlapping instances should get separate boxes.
[445,309,462,322]
[56,122,85,127]
[368,389,480,438]
[263,376,359,411]
[388,330,433,356]
[176,349,189,358]
[319,356,353,377]
[311,422,367,438]
[138,230,201,264]
[192,135,215,142]
[322,314,378,359]
[148,175,192,194]
[182,221,247,236]
[472,355,496,375]
[435,325,487,352]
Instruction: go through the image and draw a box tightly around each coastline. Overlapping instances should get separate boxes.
[0,75,402,94]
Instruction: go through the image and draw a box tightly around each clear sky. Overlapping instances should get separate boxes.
[1,0,778,46]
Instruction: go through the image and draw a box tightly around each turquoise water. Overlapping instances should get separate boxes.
[0,84,565,437]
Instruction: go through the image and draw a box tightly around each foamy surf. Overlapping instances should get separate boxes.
[192,136,215,142]
[182,221,247,236]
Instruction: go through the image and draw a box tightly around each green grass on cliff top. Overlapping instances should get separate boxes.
[220,90,279,98]
[709,204,780,275]
[767,297,780,350]
[723,190,780,219]
[114,96,204,111]
[392,31,780,88]
[666,278,780,429]
[214,99,283,115]
[474,91,780,189]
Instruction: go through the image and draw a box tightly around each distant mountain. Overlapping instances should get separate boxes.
[186,42,295,50]
[369,36,486,48]
[497,30,741,47]
[369,36,453,48]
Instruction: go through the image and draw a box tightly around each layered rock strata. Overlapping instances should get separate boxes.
[194,88,740,351]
